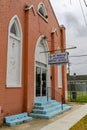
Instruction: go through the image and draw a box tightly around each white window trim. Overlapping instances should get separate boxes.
[58,65,62,88]
[10,33,21,41]
[6,15,22,88]
[38,2,48,23]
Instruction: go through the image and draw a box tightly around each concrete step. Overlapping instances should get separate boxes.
[30,99,72,119]
[34,100,57,106]
[30,110,61,119]
[30,106,71,119]
[34,101,61,110]
[33,105,59,114]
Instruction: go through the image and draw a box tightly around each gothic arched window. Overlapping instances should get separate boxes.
[6,16,22,87]
[38,2,48,20]
[10,23,17,36]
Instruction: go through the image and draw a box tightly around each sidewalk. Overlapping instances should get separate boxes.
[40,103,87,130]
[0,103,87,130]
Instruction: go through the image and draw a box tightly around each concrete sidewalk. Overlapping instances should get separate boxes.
[40,104,87,130]
[0,103,87,130]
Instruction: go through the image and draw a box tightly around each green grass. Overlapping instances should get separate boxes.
[69,95,87,103]
[76,96,87,102]
[68,91,87,103]
[69,115,87,130]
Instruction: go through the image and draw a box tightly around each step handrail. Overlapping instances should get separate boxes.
[47,87,64,110]
[53,87,64,110]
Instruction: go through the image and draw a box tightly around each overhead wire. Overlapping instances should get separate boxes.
[79,0,87,25]
[69,54,87,66]
[68,61,87,74]
[83,0,87,7]
[69,54,87,57]
[68,0,87,74]
[70,62,87,65]
[70,65,86,72]
[70,0,87,25]
[70,0,72,4]
[69,51,87,56]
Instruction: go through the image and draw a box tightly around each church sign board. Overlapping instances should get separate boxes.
[48,52,68,65]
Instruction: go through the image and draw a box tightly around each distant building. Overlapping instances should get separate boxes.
[68,75,87,84]
[67,75,87,91]
[0,0,67,123]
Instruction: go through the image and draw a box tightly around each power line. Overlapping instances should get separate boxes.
[69,54,87,57]
[70,62,87,65]
[83,0,87,7]
[79,0,87,25]
[69,0,87,25]
[70,0,72,4]
[67,49,87,55]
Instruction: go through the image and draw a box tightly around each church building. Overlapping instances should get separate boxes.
[0,0,68,123]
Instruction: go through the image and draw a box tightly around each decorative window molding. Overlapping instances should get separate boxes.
[6,15,22,88]
[38,2,48,22]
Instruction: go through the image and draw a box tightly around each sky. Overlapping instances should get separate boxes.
[50,0,87,75]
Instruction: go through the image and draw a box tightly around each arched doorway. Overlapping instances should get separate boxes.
[6,16,22,87]
[35,36,50,98]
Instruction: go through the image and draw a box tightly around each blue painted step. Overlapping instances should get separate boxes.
[5,112,32,126]
[34,101,61,110]
[30,105,71,119]
[33,105,59,114]
[34,100,57,106]
[29,98,72,119]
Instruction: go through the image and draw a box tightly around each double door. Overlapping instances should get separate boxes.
[36,66,47,97]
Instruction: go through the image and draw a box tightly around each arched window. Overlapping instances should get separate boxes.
[38,2,48,20]
[6,16,22,87]
[10,23,17,36]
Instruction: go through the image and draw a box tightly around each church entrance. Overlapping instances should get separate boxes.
[35,36,50,98]
[36,64,47,97]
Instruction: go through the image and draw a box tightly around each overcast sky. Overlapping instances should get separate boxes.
[50,0,87,75]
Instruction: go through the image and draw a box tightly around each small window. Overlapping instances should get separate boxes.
[38,3,48,20]
[10,23,17,36]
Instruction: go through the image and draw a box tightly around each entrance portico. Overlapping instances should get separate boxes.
[35,36,50,99]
